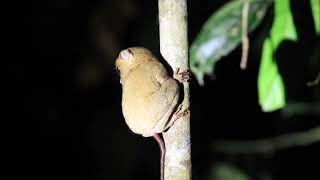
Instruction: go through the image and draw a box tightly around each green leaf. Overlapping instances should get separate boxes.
[190,0,272,85]
[310,0,320,34]
[258,39,286,112]
[258,0,297,112]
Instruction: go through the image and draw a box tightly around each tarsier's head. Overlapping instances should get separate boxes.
[115,47,155,83]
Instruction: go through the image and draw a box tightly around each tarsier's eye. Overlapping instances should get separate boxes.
[116,66,120,75]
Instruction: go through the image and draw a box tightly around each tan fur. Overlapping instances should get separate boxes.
[116,47,179,137]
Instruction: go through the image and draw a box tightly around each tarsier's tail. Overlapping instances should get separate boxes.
[153,133,165,180]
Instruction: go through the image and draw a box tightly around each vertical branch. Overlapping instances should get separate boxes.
[240,0,250,69]
[158,0,191,180]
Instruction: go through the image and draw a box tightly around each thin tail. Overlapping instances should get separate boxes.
[153,133,165,180]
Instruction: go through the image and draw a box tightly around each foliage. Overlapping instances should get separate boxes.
[310,0,320,34]
[258,0,297,112]
[210,163,250,180]
[190,0,272,85]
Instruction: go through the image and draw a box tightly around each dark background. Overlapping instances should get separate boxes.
[23,0,319,179]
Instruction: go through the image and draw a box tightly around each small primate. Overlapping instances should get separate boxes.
[116,47,189,180]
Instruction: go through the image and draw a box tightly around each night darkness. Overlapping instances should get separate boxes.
[22,0,320,179]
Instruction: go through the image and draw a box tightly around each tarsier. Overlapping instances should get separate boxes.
[116,47,189,180]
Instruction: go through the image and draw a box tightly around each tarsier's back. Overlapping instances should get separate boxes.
[116,47,180,137]
[121,63,162,136]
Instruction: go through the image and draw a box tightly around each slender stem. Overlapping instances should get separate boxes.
[240,0,250,69]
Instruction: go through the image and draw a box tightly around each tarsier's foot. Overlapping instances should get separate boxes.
[173,104,189,119]
[174,68,190,83]
[163,104,190,130]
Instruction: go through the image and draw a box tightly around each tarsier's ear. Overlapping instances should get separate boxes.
[119,49,133,62]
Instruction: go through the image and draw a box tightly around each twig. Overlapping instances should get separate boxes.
[240,0,250,70]
[212,126,320,154]
[306,71,320,86]
[282,101,320,118]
